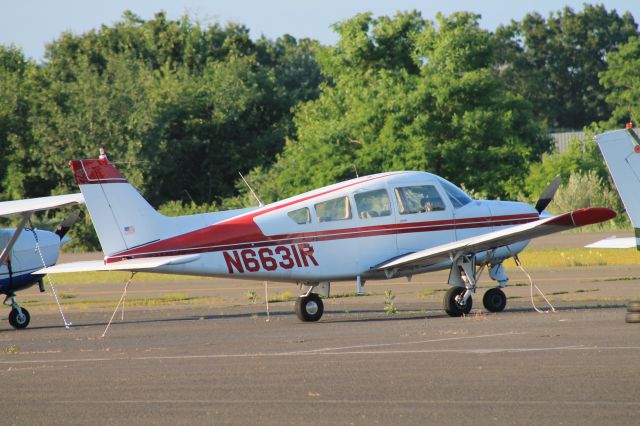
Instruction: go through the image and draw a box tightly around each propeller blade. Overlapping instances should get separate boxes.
[534,175,561,213]
[55,210,81,239]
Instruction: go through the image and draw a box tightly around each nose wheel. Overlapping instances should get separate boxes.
[295,293,324,322]
[444,287,472,317]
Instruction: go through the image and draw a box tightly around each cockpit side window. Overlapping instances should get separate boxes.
[315,196,352,222]
[394,185,446,215]
[354,189,392,219]
[287,207,311,225]
[439,179,472,208]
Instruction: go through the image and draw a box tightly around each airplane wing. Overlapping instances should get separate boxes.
[1,193,86,266]
[0,193,84,217]
[586,236,639,249]
[376,207,616,271]
[36,254,201,274]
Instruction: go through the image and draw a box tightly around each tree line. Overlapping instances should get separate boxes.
[1,4,638,249]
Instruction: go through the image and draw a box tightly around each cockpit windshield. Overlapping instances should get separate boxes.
[439,179,473,208]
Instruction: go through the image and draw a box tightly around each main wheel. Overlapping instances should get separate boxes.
[483,287,507,313]
[8,308,30,329]
[295,293,324,322]
[626,312,640,323]
[627,301,640,313]
[444,287,472,317]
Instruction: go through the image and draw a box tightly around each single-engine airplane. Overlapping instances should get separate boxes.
[586,127,640,250]
[1,193,84,328]
[39,158,615,321]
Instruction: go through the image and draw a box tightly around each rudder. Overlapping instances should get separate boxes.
[596,128,640,248]
[70,159,165,256]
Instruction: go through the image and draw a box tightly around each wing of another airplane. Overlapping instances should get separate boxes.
[36,254,201,274]
[586,236,639,249]
[376,207,616,271]
[0,193,84,217]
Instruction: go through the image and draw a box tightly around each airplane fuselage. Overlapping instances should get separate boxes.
[101,172,538,283]
[0,228,61,294]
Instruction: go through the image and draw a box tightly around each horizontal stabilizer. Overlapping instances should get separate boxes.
[36,254,200,274]
[377,207,616,271]
[586,236,639,249]
[0,193,84,217]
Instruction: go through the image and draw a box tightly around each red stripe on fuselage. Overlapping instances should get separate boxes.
[105,213,539,263]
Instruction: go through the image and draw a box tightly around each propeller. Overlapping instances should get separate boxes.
[55,210,82,239]
[534,175,561,214]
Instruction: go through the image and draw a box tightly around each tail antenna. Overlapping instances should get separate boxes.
[239,172,264,208]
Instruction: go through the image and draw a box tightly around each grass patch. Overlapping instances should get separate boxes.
[550,291,569,295]
[51,271,210,285]
[3,344,18,354]
[23,293,196,308]
[600,276,640,282]
[142,293,192,305]
[575,289,599,293]
[59,293,78,299]
[417,289,435,298]
[330,291,377,299]
[268,291,294,303]
[505,248,639,268]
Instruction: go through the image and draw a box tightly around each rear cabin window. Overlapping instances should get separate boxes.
[315,196,352,222]
[354,189,392,219]
[395,185,446,215]
[287,207,311,225]
[439,179,472,208]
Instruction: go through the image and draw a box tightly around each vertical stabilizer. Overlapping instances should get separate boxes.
[596,129,640,249]
[69,159,165,256]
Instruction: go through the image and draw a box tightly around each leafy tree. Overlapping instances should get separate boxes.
[247,12,548,200]
[0,46,33,200]
[495,4,638,129]
[523,134,609,199]
[600,36,640,127]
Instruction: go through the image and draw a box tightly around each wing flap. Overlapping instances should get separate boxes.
[36,254,200,274]
[0,193,84,217]
[377,207,616,270]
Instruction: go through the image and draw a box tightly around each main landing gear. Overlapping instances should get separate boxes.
[295,293,324,322]
[295,282,330,322]
[4,294,30,329]
[443,255,510,317]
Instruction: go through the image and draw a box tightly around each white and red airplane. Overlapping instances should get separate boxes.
[40,158,615,321]
[1,193,84,328]
[587,127,640,250]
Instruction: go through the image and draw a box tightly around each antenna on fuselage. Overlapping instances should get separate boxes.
[353,164,359,178]
[239,172,264,208]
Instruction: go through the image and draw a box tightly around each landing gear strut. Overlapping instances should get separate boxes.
[4,295,30,329]
[443,254,480,317]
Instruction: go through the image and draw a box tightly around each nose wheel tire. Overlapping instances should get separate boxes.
[295,293,324,322]
[483,288,507,313]
[444,287,472,317]
[9,308,30,329]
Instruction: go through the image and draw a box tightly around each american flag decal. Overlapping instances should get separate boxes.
[123,225,136,235]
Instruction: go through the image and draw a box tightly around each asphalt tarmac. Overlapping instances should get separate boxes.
[1,232,639,425]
